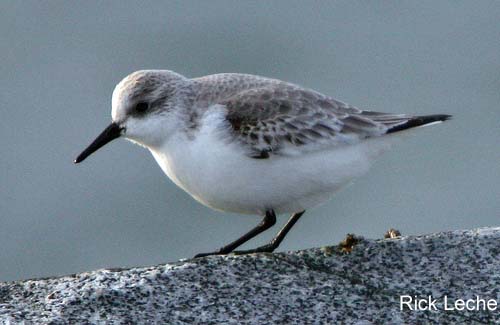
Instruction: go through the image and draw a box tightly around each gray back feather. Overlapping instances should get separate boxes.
[193,74,412,157]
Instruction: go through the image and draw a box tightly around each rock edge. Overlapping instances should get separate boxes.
[1,227,499,324]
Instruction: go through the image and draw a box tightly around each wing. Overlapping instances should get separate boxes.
[220,83,415,158]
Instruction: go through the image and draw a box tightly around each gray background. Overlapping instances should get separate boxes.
[1,1,499,282]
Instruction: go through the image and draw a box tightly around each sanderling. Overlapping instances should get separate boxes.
[75,70,451,257]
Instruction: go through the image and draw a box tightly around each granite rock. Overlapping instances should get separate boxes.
[1,227,499,324]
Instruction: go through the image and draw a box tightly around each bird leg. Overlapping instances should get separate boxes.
[194,210,277,258]
[233,210,305,255]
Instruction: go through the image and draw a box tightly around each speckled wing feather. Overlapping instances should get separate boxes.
[220,82,412,158]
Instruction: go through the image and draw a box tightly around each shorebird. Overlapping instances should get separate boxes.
[75,70,450,257]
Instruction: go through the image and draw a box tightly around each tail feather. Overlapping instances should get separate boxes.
[386,114,452,134]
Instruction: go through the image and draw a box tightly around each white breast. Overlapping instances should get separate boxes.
[149,107,394,216]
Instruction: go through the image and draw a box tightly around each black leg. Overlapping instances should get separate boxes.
[233,210,306,255]
[194,210,277,258]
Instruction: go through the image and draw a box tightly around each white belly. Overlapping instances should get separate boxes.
[149,114,394,216]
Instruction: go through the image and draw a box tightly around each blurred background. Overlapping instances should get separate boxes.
[1,1,499,281]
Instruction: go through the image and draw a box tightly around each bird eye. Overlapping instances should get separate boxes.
[135,102,149,114]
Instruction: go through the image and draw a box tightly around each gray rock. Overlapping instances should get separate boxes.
[1,227,499,324]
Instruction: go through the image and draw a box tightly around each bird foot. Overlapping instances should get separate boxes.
[232,244,276,255]
[194,243,277,258]
[194,247,233,258]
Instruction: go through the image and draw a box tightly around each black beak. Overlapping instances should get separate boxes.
[74,122,123,164]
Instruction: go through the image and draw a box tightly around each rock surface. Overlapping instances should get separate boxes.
[1,227,499,324]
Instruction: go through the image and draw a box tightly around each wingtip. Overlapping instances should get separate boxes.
[387,113,452,134]
[438,114,453,121]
